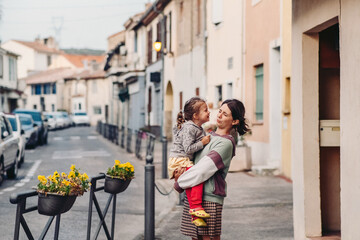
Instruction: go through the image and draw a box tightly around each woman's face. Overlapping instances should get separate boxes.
[216,104,234,132]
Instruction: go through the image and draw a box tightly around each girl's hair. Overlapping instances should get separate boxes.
[221,99,249,136]
[177,97,206,129]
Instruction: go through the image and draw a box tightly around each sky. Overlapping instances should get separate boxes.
[0,0,152,50]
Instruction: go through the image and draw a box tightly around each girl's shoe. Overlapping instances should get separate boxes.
[192,218,207,227]
[189,209,211,218]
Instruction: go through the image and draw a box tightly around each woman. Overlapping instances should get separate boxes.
[174,99,249,240]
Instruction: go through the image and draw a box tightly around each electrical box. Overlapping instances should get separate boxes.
[319,120,340,147]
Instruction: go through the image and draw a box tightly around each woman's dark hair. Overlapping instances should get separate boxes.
[177,97,206,129]
[221,99,249,136]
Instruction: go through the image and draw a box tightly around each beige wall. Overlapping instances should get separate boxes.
[2,41,35,79]
[206,0,244,124]
[292,0,342,239]
[281,0,292,178]
[86,78,110,125]
[340,1,360,238]
[244,0,280,165]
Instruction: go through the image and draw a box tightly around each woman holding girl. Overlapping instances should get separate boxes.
[174,98,249,240]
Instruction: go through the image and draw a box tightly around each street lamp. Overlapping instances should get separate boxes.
[153,40,162,53]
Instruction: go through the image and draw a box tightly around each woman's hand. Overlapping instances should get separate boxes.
[201,135,211,146]
[174,167,187,181]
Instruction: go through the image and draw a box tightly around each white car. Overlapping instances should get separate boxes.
[71,111,90,126]
[0,112,19,185]
[6,114,25,167]
[44,112,58,130]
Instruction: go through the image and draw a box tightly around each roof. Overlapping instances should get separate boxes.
[107,30,126,40]
[22,68,76,84]
[62,54,105,68]
[13,40,62,54]
[133,0,170,29]
[65,69,106,80]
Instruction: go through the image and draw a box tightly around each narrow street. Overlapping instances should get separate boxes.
[0,126,161,239]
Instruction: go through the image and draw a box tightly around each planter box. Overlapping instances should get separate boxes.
[229,146,252,172]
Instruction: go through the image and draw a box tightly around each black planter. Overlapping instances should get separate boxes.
[104,176,131,194]
[38,193,77,216]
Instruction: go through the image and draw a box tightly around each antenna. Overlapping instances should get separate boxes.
[52,16,64,48]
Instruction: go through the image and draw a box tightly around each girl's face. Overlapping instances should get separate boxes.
[196,102,210,125]
[216,104,234,132]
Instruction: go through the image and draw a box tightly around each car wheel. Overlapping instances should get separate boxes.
[0,159,4,186]
[7,156,18,179]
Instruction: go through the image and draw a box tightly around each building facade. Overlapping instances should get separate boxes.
[244,0,281,169]
[0,47,19,112]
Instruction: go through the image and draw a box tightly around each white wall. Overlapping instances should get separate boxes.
[2,41,35,79]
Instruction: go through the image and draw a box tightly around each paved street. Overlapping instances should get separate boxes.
[0,126,294,239]
[0,126,177,240]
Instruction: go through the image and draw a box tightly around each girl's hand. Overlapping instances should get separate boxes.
[174,167,187,181]
[201,135,211,146]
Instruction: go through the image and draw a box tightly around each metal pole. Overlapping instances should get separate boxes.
[111,194,117,240]
[162,136,168,179]
[54,214,61,240]
[144,155,155,240]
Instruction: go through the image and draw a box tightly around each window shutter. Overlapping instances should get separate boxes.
[255,65,264,121]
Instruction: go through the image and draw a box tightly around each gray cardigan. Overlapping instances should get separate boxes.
[169,120,206,160]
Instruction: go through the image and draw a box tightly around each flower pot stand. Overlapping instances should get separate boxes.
[87,174,132,240]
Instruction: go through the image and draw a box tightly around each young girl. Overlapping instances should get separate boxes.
[168,97,211,227]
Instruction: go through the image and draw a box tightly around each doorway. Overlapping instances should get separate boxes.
[319,23,340,235]
[165,82,174,140]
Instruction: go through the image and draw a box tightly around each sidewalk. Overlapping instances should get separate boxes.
[130,138,294,240]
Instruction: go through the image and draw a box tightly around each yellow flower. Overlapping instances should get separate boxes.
[61,172,67,177]
[62,180,71,186]
[38,175,47,185]
[51,177,58,184]
[82,173,89,180]
[53,171,60,178]
[70,164,76,171]
[115,160,120,166]
[68,171,75,179]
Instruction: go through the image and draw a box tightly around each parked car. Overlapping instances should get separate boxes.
[71,111,90,126]
[13,109,48,145]
[6,114,25,167]
[18,114,38,149]
[43,112,57,131]
[0,112,19,185]
[60,112,73,128]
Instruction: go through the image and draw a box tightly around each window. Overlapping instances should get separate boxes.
[215,85,222,106]
[212,0,223,25]
[228,57,233,69]
[43,83,51,94]
[0,55,3,78]
[92,81,97,94]
[33,104,37,109]
[52,83,56,94]
[134,31,138,53]
[78,103,82,110]
[168,12,172,52]
[147,28,153,64]
[255,64,264,121]
[93,106,102,115]
[47,55,52,66]
[9,57,16,81]
[179,91,183,110]
[227,83,233,98]
[52,104,55,112]
[196,87,200,96]
[35,84,42,95]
